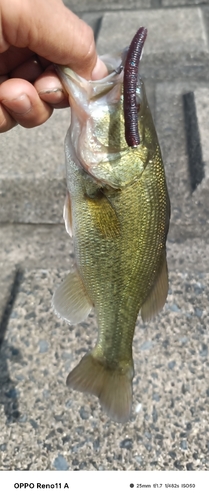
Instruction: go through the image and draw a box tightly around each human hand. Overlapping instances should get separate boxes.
[0,0,107,132]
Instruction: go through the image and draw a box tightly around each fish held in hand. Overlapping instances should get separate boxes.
[53,28,170,423]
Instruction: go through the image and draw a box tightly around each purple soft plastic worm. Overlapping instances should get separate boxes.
[123,27,147,147]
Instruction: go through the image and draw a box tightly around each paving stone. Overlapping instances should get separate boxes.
[0,108,70,223]
[155,81,209,180]
[97,8,209,80]
[155,81,193,221]
[193,88,209,178]
[156,81,194,164]
[0,224,74,270]
[64,0,151,13]
[155,80,209,241]
[0,268,209,470]
[162,0,205,5]
[185,88,209,211]
[203,5,209,37]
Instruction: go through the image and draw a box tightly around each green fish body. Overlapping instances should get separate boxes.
[53,52,170,423]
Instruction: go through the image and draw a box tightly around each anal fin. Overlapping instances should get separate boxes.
[141,251,168,322]
[52,269,92,325]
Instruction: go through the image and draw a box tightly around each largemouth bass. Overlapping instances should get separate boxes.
[53,28,170,423]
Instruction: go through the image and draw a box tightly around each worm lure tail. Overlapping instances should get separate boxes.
[123,27,147,147]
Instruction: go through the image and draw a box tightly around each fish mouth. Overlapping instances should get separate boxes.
[55,59,127,173]
[55,58,124,102]
[56,28,147,149]
[55,32,147,183]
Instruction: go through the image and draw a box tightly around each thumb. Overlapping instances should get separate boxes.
[1,0,98,79]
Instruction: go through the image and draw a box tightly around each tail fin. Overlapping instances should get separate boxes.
[66,353,133,424]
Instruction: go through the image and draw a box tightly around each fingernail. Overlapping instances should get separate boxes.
[38,87,64,104]
[2,94,32,114]
[38,88,63,96]
[38,88,65,105]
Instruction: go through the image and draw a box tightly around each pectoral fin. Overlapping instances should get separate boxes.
[141,252,168,322]
[52,269,93,325]
[86,193,120,238]
[63,192,73,237]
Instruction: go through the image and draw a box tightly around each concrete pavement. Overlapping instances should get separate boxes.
[0,0,209,471]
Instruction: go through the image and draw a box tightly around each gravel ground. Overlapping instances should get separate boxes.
[0,269,209,471]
